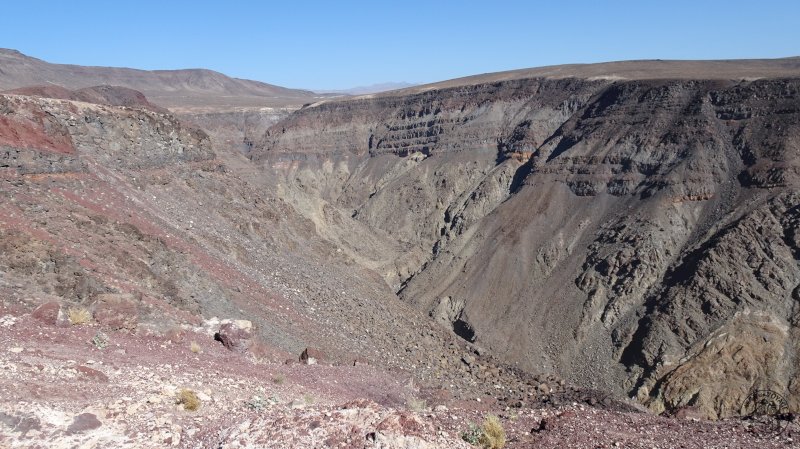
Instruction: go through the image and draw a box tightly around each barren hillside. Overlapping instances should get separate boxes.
[253,65,800,419]
[3,53,800,447]
[0,49,320,110]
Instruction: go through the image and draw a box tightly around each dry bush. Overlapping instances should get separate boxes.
[478,414,505,449]
[271,374,285,385]
[68,307,92,326]
[407,397,427,412]
[176,388,201,411]
[190,341,202,353]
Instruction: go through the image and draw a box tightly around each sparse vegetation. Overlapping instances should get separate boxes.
[461,415,506,449]
[176,388,201,411]
[68,307,92,326]
[303,393,315,405]
[271,374,285,385]
[478,415,505,449]
[245,394,268,411]
[461,424,481,445]
[91,332,109,349]
[407,397,427,412]
[190,341,202,353]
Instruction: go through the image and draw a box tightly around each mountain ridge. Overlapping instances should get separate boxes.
[330,57,800,101]
[0,48,320,109]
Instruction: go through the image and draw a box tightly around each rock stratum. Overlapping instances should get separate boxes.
[253,64,800,419]
[4,86,641,448]
[3,53,800,447]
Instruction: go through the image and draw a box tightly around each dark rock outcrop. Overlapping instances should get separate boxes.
[215,321,253,352]
[299,347,326,365]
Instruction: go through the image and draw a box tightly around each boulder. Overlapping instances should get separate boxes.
[299,347,326,365]
[231,319,252,332]
[31,301,64,326]
[375,411,425,435]
[371,412,434,448]
[67,413,102,434]
[214,321,252,352]
[76,365,109,383]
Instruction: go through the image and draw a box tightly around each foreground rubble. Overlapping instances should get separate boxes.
[1,313,797,448]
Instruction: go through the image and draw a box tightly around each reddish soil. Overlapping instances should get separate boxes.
[1,313,798,448]
[0,107,74,154]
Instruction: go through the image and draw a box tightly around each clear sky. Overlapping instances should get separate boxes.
[2,1,798,90]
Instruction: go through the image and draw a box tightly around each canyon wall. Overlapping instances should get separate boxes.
[0,93,465,379]
[253,77,800,417]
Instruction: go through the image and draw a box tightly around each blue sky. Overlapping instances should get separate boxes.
[2,1,798,90]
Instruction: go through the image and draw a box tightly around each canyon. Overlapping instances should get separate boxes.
[253,64,800,419]
[1,49,800,447]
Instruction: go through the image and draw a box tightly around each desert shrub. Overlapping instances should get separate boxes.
[190,341,202,353]
[406,397,427,412]
[176,388,201,411]
[245,395,269,411]
[478,414,505,449]
[461,424,481,445]
[91,332,109,349]
[244,394,272,412]
[271,374,285,385]
[68,307,92,325]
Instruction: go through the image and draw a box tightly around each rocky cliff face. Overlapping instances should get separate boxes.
[0,93,475,382]
[253,76,800,417]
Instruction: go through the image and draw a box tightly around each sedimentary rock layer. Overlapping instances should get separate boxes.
[253,75,800,417]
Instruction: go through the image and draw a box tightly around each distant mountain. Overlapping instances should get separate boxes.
[314,82,418,95]
[0,48,320,110]
[385,57,800,96]
[3,84,168,113]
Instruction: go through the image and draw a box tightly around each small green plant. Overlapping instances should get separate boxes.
[245,395,268,411]
[461,415,506,449]
[461,424,481,445]
[478,415,505,449]
[303,393,315,405]
[407,397,427,412]
[91,332,109,349]
[68,307,92,326]
[271,374,285,385]
[190,341,202,353]
[176,388,201,411]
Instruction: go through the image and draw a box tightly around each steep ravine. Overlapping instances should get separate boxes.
[253,76,800,417]
[252,78,604,289]
[0,93,479,387]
